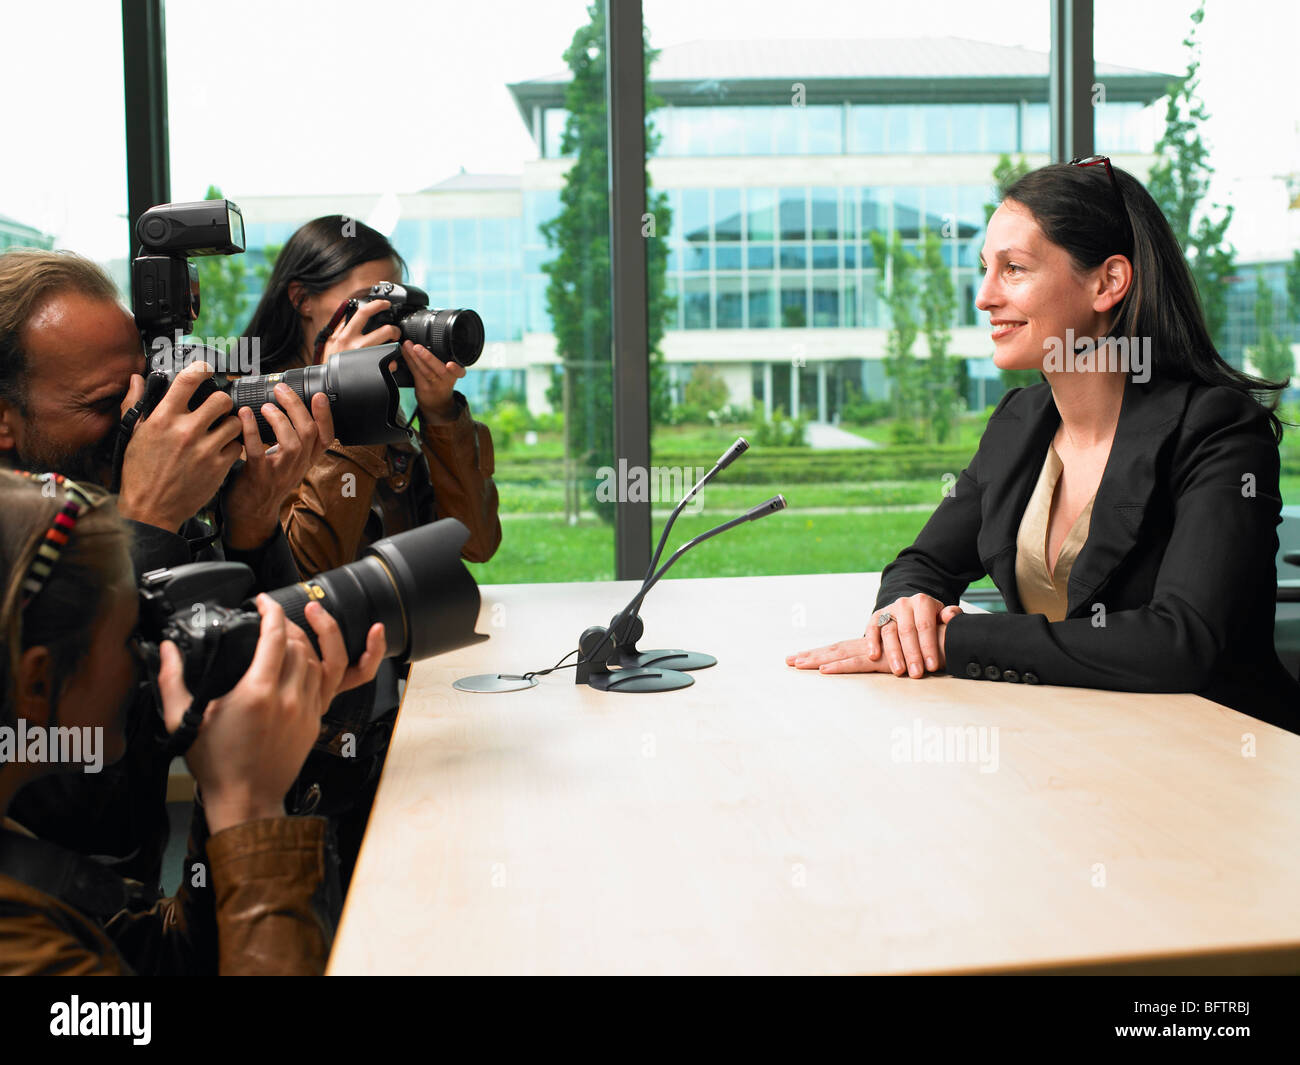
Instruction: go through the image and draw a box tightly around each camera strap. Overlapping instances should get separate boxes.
[313,302,354,363]
[0,828,158,919]
[108,373,171,494]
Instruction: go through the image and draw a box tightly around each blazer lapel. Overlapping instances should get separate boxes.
[1063,376,1191,616]
[975,385,1060,614]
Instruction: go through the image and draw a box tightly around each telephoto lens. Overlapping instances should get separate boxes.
[266,518,488,663]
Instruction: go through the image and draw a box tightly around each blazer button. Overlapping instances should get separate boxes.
[965,661,982,679]
[1023,671,1039,684]
[1003,669,1020,683]
[983,665,1001,681]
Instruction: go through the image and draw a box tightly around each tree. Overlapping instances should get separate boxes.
[1288,249,1300,324]
[869,230,921,435]
[919,227,960,444]
[1250,271,1294,385]
[540,4,673,524]
[985,154,1031,224]
[683,363,728,412]
[1147,0,1235,350]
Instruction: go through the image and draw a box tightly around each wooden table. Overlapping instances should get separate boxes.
[328,573,1300,975]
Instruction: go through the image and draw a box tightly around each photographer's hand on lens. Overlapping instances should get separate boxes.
[302,601,386,694]
[224,387,334,550]
[156,595,379,835]
[117,362,243,533]
[319,298,401,363]
[401,339,465,424]
[786,596,962,677]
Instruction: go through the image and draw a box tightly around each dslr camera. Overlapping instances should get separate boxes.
[338,282,483,367]
[133,519,488,748]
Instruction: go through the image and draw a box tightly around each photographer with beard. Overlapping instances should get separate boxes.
[0,248,336,887]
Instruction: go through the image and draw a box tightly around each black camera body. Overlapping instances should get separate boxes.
[346,282,484,367]
[134,519,488,709]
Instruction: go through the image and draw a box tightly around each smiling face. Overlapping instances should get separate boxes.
[975,199,1127,373]
[0,293,145,486]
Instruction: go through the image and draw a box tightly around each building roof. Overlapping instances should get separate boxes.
[421,172,525,192]
[508,36,1174,125]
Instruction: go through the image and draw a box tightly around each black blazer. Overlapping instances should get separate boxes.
[874,376,1300,734]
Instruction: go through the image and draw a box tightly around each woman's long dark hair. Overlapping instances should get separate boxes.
[1003,163,1288,442]
[242,215,407,373]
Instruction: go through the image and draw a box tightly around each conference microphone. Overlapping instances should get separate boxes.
[611,438,752,672]
[576,494,788,693]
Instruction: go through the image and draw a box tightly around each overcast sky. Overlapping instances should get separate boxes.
[3,0,1296,261]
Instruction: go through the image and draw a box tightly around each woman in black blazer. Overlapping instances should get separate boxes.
[788,159,1300,734]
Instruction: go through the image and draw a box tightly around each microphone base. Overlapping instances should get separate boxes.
[453,673,539,693]
[586,666,694,693]
[611,648,717,672]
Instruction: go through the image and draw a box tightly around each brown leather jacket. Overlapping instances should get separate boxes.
[0,815,331,976]
[281,391,502,577]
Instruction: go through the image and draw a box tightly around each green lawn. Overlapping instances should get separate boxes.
[471,506,1004,588]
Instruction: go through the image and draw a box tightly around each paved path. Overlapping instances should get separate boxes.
[803,422,882,449]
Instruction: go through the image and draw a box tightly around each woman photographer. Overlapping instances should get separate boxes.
[242,216,501,891]
[788,159,1300,732]
[0,470,384,974]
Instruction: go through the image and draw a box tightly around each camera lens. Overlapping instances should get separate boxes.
[265,519,485,663]
[401,308,484,366]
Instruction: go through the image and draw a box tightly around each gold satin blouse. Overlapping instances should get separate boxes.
[1014,444,1096,622]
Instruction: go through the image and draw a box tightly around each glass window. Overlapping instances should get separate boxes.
[812,277,839,327]
[810,187,839,239]
[894,187,924,238]
[715,245,742,270]
[742,106,773,155]
[780,245,807,269]
[780,283,808,328]
[778,187,807,241]
[849,104,886,153]
[682,188,710,242]
[812,243,838,270]
[716,275,743,328]
[747,275,775,328]
[714,188,742,241]
[684,277,711,328]
[859,188,886,236]
[887,105,924,153]
[746,188,775,241]
[1021,101,1050,153]
[983,103,1018,152]
[950,103,983,152]
[807,105,843,153]
[713,109,744,155]
[771,105,802,154]
[684,244,711,271]
[747,244,774,270]
[923,105,950,152]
